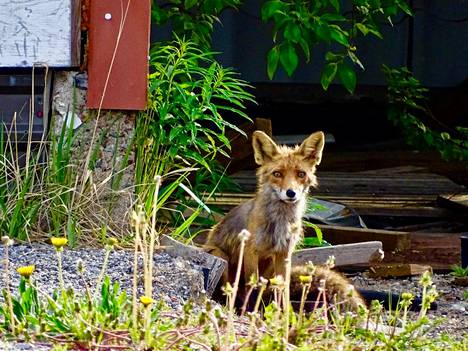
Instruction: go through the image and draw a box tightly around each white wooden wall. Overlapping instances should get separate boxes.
[0,0,79,67]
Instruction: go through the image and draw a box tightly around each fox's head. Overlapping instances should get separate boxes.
[252,131,325,204]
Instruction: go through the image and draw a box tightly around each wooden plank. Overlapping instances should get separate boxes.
[160,235,227,296]
[368,264,432,278]
[0,0,79,67]
[437,194,468,214]
[229,167,466,217]
[310,224,411,252]
[319,150,468,186]
[274,133,336,145]
[206,192,453,218]
[292,241,384,267]
[232,169,464,196]
[355,166,428,175]
[384,232,462,270]
[316,172,464,196]
[87,0,150,109]
[389,220,466,233]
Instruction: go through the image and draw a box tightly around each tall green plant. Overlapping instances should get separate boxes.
[383,65,468,161]
[135,38,255,214]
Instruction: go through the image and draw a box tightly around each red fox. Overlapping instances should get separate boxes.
[205,131,365,310]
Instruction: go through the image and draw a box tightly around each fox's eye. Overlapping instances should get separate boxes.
[273,171,282,178]
[297,171,306,178]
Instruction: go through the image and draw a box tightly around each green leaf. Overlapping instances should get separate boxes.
[302,236,322,248]
[267,46,280,80]
[321,13,345,22]
[329,0,340,12]
[368,26,384,39]
[303,221,324,245]
[184,0,198,10]
[261,0,284,21]
[348,51,364,70]
[320,63,337,90]
[325,51,341,62]
[440,132,451,141]
[330,26,349,46]
[314,23,331,43]
[385,5,398,16]
[397,0,413,16]
[279,43,299,77]
[169,127,182,141]
[284,22,301,43]
[337,62,357,93]
[151,6,168,24]
[298,38,310,62]
[355,23,369,36]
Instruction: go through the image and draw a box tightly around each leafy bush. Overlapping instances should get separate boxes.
[153,0,413,93]
[383,65,468,161]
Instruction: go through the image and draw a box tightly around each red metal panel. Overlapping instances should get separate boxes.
[87,0,150,110]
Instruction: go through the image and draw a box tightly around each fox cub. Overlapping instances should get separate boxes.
[205,131,365,310]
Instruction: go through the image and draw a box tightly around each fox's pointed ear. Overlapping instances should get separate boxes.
[298,131,325,165]
[252,131,279,165]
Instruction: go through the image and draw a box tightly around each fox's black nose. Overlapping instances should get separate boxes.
[286,189,296,198]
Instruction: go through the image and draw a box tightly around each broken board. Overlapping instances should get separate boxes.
[293,241,384,267]
[307,225,411,252]
[437,194,468,215]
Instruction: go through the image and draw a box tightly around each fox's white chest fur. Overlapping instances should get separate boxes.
[254,188,306,253]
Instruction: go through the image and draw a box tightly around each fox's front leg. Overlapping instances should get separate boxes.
[243,245,259,286]
[273,252,288,279]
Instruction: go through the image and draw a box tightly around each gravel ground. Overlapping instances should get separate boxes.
[1,244,205,310]
[351,272,468,339]
[0,244,206,350]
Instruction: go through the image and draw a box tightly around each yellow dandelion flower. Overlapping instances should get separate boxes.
[51,237,68,249]
[140,296,154,307]
[17,265,35,278]
[299,275,312,284]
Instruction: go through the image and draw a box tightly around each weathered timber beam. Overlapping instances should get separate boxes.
[308,225,411,252]
[292,241,384,267]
